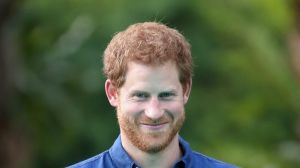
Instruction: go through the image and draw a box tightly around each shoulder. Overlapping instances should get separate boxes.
[66,150,114,168]
[191,151,239,168]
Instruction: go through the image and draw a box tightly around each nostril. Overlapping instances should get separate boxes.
[145,108,164,120]
[144,98,164,119]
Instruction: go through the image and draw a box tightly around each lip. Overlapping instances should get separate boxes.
[140,122,169,130]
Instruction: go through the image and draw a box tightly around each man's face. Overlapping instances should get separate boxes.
[114,61,190,153]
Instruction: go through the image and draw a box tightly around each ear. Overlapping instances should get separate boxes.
[183,78,192,104]
[105,79,119,107]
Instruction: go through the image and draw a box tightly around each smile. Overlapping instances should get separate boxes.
[140,122,169,131]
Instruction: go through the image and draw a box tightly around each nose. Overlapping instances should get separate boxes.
[145,97,164,120]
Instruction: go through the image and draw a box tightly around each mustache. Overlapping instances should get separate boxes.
[138,113,173,125]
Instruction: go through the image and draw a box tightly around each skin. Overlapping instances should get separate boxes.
[105,61,191,168]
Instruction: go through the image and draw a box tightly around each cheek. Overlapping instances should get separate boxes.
[163,101,185,114]
[119,100,144,114]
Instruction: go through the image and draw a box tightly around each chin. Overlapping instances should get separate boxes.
[133,130,177,153]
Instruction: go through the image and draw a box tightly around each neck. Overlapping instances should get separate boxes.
[121,133,182,168]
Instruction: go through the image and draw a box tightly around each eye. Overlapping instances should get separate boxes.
[158,92,175,99]
[132,92,149,100]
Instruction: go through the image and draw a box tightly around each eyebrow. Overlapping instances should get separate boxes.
[129,90,149,95]
[164,89,177,93]
[130,89,178,94]
[130,90,147,93]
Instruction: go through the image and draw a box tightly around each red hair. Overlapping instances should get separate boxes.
[103,22,192,88]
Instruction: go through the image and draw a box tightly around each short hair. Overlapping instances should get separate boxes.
[103,22,192,88]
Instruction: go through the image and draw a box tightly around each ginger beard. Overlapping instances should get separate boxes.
[117,106,185,154]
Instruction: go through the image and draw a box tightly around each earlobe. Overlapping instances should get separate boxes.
[183,79,192,104]
[105,79,118,107]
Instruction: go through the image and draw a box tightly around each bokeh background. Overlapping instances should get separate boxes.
[1,0,300,167]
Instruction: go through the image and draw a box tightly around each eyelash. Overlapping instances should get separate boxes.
[134,93,149,98]
[159,92,175,98]
[132,92,175,100]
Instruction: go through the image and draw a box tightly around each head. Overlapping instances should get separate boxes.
[103,22,193,153]
[103,22,192,89]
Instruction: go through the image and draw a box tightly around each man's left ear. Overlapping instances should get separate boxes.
[183,78,192,104]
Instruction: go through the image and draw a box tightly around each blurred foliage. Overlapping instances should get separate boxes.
[5,0,300,167]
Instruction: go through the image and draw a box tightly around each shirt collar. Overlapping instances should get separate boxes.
[109,135,135,168]
[175,136,193,167]
[109,135,193,168]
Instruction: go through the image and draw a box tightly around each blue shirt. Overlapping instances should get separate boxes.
[67,135,238,168]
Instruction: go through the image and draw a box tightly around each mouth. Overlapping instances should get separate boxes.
[140,122,169,131]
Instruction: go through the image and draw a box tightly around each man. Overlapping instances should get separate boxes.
[68,22,238,168]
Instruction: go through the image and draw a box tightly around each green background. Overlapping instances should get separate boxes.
[1,0,300,167]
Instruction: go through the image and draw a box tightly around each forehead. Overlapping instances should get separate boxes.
[121,61,181,91]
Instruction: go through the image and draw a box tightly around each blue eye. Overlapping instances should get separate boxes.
[159,92,175,99]
[132,92,149,100]
[136,93,148,98]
